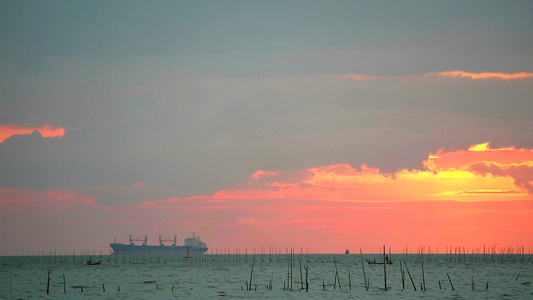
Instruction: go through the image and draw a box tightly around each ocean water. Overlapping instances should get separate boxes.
[1,254,532,299]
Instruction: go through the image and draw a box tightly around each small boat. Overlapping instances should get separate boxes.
[87,260,101,265]
[366,258,392,265]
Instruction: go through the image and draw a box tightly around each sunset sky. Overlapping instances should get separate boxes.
[1,0,532,255]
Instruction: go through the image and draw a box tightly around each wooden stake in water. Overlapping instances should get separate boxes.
[447,273,455,290]
[334,260,341,289]
[249,255,255,291]
[403,261,416,291]
[283,254,291,290]
[383,245,387,291]
[422,261,426,290]
[348,269,352,290]
[46,270,51,294]
[63,273,66,294]
[290,248,293,291]
[10,269,12,295]
[400,260,405,290]
[299,259,303,290]
[360,249,368,290]
[333,269,337,289]
[305,266,309,292]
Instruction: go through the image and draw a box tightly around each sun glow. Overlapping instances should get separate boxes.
[1,143,531,254]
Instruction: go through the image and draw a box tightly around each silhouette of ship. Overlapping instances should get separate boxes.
[110,233,208,255]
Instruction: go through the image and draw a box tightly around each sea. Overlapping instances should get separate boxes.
[1,253,532,299]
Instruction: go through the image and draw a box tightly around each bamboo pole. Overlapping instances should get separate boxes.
[286,256,290,291]
[305,266,309,292]
[249,255,255,291]
[403,261,416,291]
[46,270,51,294]
[422,261,426,290]
[334,260,341,289]
[334,270,337,290]
[299,259,303,290]
[383,245,387,291]
[348,269,352,290]
[63,273,66,293]
[290,248,293,291]
[447,273,455,290]
[360,249,368,290]
[400,260,405,290]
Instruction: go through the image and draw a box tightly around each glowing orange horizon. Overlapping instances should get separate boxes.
[0,124,66,143]
[1,142,532,255]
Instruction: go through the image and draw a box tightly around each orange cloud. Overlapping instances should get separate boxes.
[0,124,66,143]
[205,143,531,203]
[424,142,533,194]
[342,71,533,81]
[427,70,533,80]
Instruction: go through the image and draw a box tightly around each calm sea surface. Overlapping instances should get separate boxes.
[1,254,532,299]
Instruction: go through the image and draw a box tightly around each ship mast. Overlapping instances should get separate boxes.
[159,235,178,246]
[129,234,148,245]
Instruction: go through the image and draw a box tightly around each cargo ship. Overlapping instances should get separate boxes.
[109,233,208,255]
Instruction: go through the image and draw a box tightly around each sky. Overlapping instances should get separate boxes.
[1,0,532,255]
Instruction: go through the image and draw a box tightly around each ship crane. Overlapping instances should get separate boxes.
[159,235,178,246]
[129,234,148,246]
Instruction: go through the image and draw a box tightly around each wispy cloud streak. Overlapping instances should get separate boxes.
[342,71,533,81]
[427,71,533,80]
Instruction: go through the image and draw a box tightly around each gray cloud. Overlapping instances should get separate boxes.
[1,71,532,205]
[1,0,532,206]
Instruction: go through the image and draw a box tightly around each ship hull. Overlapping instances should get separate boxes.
[110,243,208,255]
